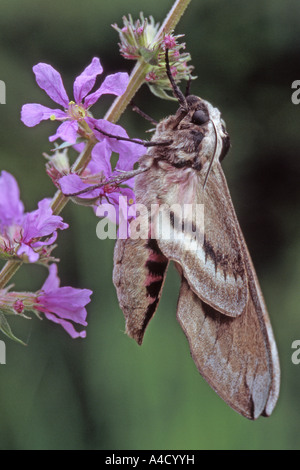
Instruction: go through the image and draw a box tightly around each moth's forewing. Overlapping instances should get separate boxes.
[154,163,248,318]
[113,236,169,345]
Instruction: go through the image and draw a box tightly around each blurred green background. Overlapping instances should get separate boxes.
[0,0,300,450]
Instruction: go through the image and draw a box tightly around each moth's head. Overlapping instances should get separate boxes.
[173,94,231,163]
[158,50,230,165]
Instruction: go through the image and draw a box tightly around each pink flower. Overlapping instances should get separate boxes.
[163,34,177,49]
[18,198,68,262]
[36,264,92,339]
[21,57,129,144]
[91,119,145,171]
[58,139,136,226]
[0,171,68,263]
[0,171,24,229]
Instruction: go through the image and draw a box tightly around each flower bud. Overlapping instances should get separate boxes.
[44,148,70,187]
[113,13,196,100]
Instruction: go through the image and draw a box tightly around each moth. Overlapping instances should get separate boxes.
[86,54,280,419]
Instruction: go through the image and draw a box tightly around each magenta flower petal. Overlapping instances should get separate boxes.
[15,198,68,263]
[73,57,103,104]
[40,265,92,325]
[0,174,68,263]
[17,244,39,263]
[123,176,135,189]
[84,71,129,107]
[49,120,79,144]
[59,174,101,199]
[42,264,60,292]
[89,140,112,177]
[98,72,129,96]
[0,171,24,228]
[40,286,90,324]
[43,313,87,339]
[93,118,129,142]
[92,119,145,170]
[33,63,69,107]
[37,265,92,339]
[108,188,136,223]
[37,199,69,234]
[72,142,85,153]
[32,231,58,247]
[115,143,145,171]
[22,198,68,241]
[41,263,60,291]
[119,187,136,202]
[59,174,89,194]
[21,104,67,127]
[22,59,133,152]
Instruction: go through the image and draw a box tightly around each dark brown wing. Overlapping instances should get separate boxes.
[113,237,169,345]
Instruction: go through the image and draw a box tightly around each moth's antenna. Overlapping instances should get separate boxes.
[185,76,192,97]
[165,48,188,110]
[203,119,219,188]
[165,49,189,130]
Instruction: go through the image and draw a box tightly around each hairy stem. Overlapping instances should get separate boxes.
[0,262,23,290]
[50,138,97,214]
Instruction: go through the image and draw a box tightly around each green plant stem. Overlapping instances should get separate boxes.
[104,60,148,124]
[0,261,22,290]
[50,138,97,214]
[0,0,192,289]
[156,0,192,37]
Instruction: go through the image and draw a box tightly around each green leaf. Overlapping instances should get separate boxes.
[53,137,85,151]
[0,252,20,261]
[148,84,177,101]
[0,313,27,346]
[139,47,159,65]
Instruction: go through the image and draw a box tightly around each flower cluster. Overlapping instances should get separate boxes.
[0,171,68,263]
[112,13,195,99]
[0,171,92,341]
[112,14,160,61]
[21,58,145,222]
[58,139,136,223]
[1,57,147,344]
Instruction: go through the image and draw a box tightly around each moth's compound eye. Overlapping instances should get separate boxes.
[191,109,209,126]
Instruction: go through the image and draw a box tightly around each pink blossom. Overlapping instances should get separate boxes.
[58,139,136,227]
[0,171,68,263]
[163,35,177,49]
[36,265,92,339]
[21,57,129,144]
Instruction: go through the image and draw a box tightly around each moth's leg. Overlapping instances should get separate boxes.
[130,102,158,126]
[62,166,150,197]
